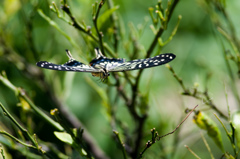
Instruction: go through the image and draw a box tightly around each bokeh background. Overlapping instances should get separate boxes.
[0,0,240,158]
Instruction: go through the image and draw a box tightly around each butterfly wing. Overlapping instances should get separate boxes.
[36,60,100,73]
[108,53,176,72]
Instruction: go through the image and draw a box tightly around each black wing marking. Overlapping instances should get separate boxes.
[108,53,176,72]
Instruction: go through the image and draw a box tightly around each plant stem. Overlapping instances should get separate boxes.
[0,103,38,147]
[113,130,127,159]
[0,131,37,150]
[93,0,106,55]
[107,0,119,52]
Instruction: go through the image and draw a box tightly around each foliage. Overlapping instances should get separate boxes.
[0,0,240,158]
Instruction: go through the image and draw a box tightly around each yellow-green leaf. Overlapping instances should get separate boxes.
[193,111,224,152]
[54,131,73,145]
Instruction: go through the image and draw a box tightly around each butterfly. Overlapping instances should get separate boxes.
[36,48,176,80]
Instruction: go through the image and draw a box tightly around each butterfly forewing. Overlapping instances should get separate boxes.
[108,53,176,72]
[36,60,100,73]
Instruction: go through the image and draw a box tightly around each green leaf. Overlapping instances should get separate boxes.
[231,111,240,149]
[98,5,119,29]
[193,111,224,152]
[54,131,73,145]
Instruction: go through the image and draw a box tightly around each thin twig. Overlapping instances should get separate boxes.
[201,133,214,159]
[107,0,119,52]
[137,105,198,159]
[61,4,95,38]
[0,103,48,156]
[113,73,130,105]
[0,103,37,147]
[146,0,179,58]
[113,130,127,159]
[60,2,116,57]
[167,64,188,93]
[167,65,228,120]
[214,113,235,154]
[0,131,37,150]
[93,0,106,54]
[157,105,198,140]
[185,145,201,159]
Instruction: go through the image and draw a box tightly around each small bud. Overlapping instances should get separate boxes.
[148,7,154,11]
[146,140,152,148]
[50,108,59,115]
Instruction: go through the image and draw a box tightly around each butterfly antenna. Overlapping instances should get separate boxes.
[66,49,75,60]
[94,48,104,59]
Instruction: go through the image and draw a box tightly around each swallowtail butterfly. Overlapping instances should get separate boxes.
[36,48,176,80]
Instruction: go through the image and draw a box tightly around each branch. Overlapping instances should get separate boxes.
[61,4,96,39]
[137,105,198,159]
[167,65,228,120]
[60,1,116,57]
[113,130,127,159]
[146,0,180,58]
[0,131,37,150]
[130,0,181,119]
[0,103,37,147]
[107,0,119,52]
[93,0,106,54]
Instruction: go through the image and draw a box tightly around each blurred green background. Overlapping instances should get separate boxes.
[0,0,240,158]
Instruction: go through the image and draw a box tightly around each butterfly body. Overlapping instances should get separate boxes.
[36,48,176,80]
